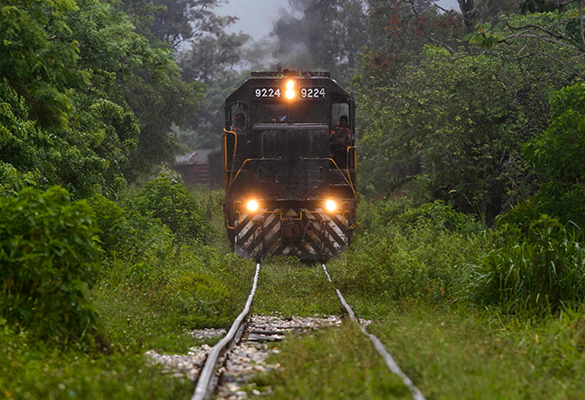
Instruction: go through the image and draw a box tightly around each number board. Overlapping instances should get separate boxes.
[254,87,281,98]
[300,87,327,99]
[253,86,328,100]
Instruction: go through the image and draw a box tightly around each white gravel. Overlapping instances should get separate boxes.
[145,314,344,398]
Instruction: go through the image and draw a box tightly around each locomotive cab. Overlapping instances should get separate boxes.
[222,70,356,261]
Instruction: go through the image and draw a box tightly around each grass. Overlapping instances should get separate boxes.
[0,326,193,399]
[0,184,259,399]
[242,200,585,399]
[4,189,585,399]
[368,305,585,399]
[253,257,342,316]
[258,323,413,400]
[251,283,585,400]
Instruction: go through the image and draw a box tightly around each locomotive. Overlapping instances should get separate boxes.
[222,69,356,261]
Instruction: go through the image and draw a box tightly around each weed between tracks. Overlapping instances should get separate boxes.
[253,258,341,316]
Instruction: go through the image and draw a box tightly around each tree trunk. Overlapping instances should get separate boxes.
[458,0,476,31]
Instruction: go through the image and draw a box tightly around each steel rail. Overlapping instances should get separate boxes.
[191,262,261,400]
[321,264,426,400]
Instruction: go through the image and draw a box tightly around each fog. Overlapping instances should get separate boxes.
[217,0,460,41]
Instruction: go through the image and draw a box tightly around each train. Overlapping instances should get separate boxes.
[222,68,357,261]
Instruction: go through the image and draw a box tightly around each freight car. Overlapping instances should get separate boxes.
[223,69,356,261]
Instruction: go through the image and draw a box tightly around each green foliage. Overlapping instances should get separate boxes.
[522,82,585,226]
[69,0,202,181]
[0,187,100,342]
[177,11,250,149]
[462,216,585,316]
[396,200,484,236]
[468,23,503,49]
[0,325,193,398]
[0,0,202,196]
[331,199,487,302]
[357,10,585,220]
[0,0,87,129]
[358,44,548,219]
[132,175,211,243]
[90,194,176,272]
[525,82,585,184]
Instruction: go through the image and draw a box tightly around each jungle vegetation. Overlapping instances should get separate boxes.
[1,0,585,398]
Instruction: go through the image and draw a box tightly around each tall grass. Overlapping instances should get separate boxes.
[330,199,488,304]
[461,216,585,316]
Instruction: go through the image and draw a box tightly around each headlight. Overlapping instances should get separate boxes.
[285,80,295,99]
[246,199,260,213]
[325,199,337,213]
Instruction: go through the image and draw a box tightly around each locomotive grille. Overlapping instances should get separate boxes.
[257,125,329,191]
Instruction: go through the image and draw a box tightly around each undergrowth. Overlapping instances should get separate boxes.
[461,216,585,316]
[330,199,490,304]
[0,176,255,398]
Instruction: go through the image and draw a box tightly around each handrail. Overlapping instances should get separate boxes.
[346,146,357,200]
[223,129,238,186]
[226,157,281,192]
[328,158,357,200]
[225,156,357,200]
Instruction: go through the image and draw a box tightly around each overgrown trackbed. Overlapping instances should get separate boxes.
[181,262,426,400]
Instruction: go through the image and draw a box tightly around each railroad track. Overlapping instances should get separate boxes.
[188,262,425,400]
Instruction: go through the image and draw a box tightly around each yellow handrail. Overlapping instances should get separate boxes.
[223,129,238,186]
[330,158,357,200]
[345,146,357,200]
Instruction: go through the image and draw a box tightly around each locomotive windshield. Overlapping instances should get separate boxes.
[254,102,328,124]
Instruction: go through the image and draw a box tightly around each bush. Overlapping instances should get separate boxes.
[461,216,585,316]
[396,200,484,236]
[336,199,487,302]
[0,187,100,342]
[131,176,211,243]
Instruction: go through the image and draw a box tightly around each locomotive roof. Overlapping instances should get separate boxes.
[250,69,331,78]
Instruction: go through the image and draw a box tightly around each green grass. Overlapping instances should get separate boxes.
[92,244,256,353]
[368,305,585,399]
[5,191,585,400]
[258,323,412,400]
[0,326,193,400]
[253,257,342,316]
[242,200,585,399]
[251,295,585,400]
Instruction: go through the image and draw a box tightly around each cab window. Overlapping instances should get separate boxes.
[331,103,350,128]
[229,103,249,132]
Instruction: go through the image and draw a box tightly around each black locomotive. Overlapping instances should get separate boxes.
[222,69,356,261]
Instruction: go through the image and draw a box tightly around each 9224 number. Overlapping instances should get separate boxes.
[301,87,326,98]
[254,88,281,98]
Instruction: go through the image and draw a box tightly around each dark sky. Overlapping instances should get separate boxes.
[217,0,460,41]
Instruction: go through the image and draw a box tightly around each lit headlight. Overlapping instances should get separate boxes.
[325,199,337,213]
[246,199,260,213]
[285,80,295,99]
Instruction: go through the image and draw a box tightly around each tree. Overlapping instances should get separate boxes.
[0,0,202,196]
[0,0,87,129]
[70,0,203,181]
[522,83,585,226]
[177,4,251,150]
